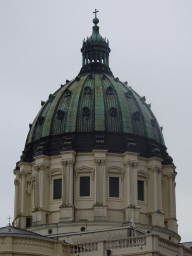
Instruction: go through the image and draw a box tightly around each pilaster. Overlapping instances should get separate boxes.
[123,151,140,223]
[93,150,108,221]
[32,158,49,226]
[147,157,164,227]
[60,151,76,222]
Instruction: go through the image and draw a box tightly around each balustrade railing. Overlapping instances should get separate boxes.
[71,242,97,254]
[105,236,146,250]
[158,237,179,253]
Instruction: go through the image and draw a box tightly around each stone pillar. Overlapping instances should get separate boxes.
[34,166,39,209]
[93,151,108,221]
[61,161,67,205]
[149,166,164,227]
[94,159,100,204]
[68,160,74,206]
[133,163,138,208]
[20,172,26,215]
[14,180,19,219]
[102,160,106,206]
[39,165,45,209]
[124,162,131,207]
[168,174,174,217]
[158,169,162,212]
[173,179,176,217]
[153,167,158,212]
[60,151,76,222]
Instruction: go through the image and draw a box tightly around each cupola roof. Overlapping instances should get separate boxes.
[18,11,173,166]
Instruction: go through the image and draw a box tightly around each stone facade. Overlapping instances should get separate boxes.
[14,150,178,243]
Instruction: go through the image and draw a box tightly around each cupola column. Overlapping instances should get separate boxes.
[20,171,26,214]
[60,151,76,222]
[168,174,174,217]
[39,164,48,209]
[14,180,19,219]
[158,169,163,211]
[124,162,132,207]
[68,160,75,206]
[34,166,39,209]
[93,151,108,221]
[133,163,138,207]
[152,167,158,211]
[61,161,67,205]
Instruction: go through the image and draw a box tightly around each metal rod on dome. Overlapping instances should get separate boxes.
[7,215,12,226]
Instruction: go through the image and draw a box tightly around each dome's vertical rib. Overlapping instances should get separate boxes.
[76,74,95,132]
[101,75,123,132]
[41,81,73,138]
[66,75,89,132]
[50,80,77,135]
[94,74,105,131]
[107,76,134,134]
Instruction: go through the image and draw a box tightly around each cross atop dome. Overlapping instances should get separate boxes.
[93,9,99,18]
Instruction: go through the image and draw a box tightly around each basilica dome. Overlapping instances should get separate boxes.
[20,15,172,165]
[14,12,178,246]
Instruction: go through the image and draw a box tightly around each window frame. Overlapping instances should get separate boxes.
[106,167,124,202]
[75,166,94,201]
[79,176,91,197]
[109,176,120,198]
[49,169,62,203]
[137,170,148,205]
[53,178,62,200]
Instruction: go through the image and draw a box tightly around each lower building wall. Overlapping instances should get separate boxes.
[1,234,190,256]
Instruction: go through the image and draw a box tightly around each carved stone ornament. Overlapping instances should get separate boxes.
[89,74,93,79]
[124,81,128,85]
[102,74,106,80]
[110,107,117,117]
[66,79,70,83]
[133,111,140,121]
[125,90,133,99]
[84,86,92,94]
[82,107,91,117]
[151,118,157,127]
[57,110,65,120]
[48,94,55,102]
[75,76,80,81]
[114,77,119,82]
[106,86,114,95]
[64,89,71,97]
[38,116,44,125]
[41,101,45,106]
[140,96,146,103]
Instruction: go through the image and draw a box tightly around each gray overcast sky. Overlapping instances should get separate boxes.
[0,0,192,242]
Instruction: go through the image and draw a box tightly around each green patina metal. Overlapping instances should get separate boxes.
[66,75,88,132]
[26,13,165,147]
[95,74,105,131]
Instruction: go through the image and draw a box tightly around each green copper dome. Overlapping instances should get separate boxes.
[20,12,173,165]
[27,74,164,144]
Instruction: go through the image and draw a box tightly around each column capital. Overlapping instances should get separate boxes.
[34,165,39,171]
[14,179,20,186]
[39,164,49,171]
[124,161,134,167]
[20,170,27,176]
[67,159,75,167]
[148,165,161,172]
[94,159,106,166]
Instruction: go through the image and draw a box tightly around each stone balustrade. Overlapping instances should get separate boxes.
[71,242,98,254]
[158,236,179,253]
[105,236,146,250]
